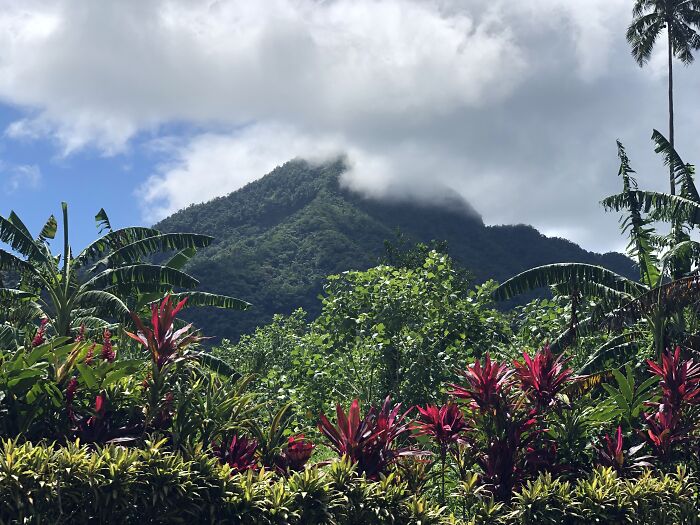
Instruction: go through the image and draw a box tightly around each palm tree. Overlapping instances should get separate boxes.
[0,203,249,341]
[627,0,700,195]
[494,132,700,366]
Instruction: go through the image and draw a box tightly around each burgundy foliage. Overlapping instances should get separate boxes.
[647,346,700,412]
[212,434,259,474]
[643,409,689,460]
[449,354,513,411]
[476,412,549,502]
[513,344,573,409]
[318,396,417,479]
[594,426,651,475]
[126,295,200,369]
[276,434,315,473]
[412,403,469,451]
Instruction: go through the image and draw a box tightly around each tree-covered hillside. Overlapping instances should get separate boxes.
[156,158,635,340]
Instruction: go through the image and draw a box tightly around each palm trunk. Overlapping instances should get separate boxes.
[668,24,675,195]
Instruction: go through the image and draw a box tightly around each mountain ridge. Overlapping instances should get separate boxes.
[155,158,635,340]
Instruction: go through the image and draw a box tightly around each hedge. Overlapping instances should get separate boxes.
[1,439,699,524]
[0,439,448,524]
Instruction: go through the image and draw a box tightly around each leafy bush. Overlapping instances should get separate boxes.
[0,439,450,524]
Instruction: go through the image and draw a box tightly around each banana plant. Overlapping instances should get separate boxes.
[0,203,250,339]
[494,131,700,361]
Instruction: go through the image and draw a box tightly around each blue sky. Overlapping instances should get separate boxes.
[0,0,699,254]
[0,101,153,249]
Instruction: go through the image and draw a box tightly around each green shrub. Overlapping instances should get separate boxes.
[481,467,700,525]
[0,439,450,524]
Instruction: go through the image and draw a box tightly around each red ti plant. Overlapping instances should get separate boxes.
[412,403,469,503]
[594,426,651,476]
[643,409,689,461]
[126,294,200,369]
[647,346,700,412]
[212,434,259,474]
[513,344,573,410]
[318,396,417,479]
[449,354,513,412]
[276,434,315,473]
[476,412,548,502]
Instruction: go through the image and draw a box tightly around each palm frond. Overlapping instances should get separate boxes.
[0,249,37,275]
[152,291,250,311]
[577,331,646,375]
[73,227,163,268]
[37,215,58,242]
[96,233,212,267]
[0,215,48,263]
[77,290,130,318]
[0,288,36,302]
[493,263,644,302]
[193,352,242,380]
[601,273,700,329]
[81,264,199,292]
[95,208,112,234]
[652,130,700,202]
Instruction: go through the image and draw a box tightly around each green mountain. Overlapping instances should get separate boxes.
[155,158,635,341]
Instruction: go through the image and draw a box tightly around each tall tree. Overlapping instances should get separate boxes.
[627,0,700,195]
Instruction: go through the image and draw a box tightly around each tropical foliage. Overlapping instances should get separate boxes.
[0,204,248,346]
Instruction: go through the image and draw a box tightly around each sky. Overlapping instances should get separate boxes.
[0,0,699,253]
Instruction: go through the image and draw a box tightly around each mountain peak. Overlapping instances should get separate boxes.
[156,159,634,340]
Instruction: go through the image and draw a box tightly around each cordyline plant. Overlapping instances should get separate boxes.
[276,434,315,474]
[126,295,200,370]
[66,390,139,445]
[449,353,513,412]
[640,347,700,462]
[318,396,418,479]
[647,346,700,412]
[126,295,201,430]
[594,426,651,476]
[449,350,562,502]
[513,344,573,410]
[412,403,469,504]
[212,434,259,474]
[643,409,689,461]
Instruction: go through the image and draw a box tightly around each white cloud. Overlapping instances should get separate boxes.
[1,162,41,193]
[0,0,696,252]
[0,0,525,151]
[140,124,343,221]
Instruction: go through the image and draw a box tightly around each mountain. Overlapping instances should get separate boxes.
[155,158,636,341]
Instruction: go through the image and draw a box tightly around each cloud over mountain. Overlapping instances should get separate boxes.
[0,0,698,252]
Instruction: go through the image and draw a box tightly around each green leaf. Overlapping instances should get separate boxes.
[0,214,49,263]
[493,263,644,301]
[81,264,199,291]
[612,368,633,402]
[75,364,98,389]
[37,215,58,242]
[73,227,163,268]
[166,247,197,270]
[77,290,130,317]
[97,233,212,267]
[194,352,241,380]
[158,291,251,311]
[95,208,112,234]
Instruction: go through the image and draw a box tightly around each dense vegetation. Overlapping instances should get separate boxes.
[155,158,635,340]
[1,128,700,521]
[0,3,699,522]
